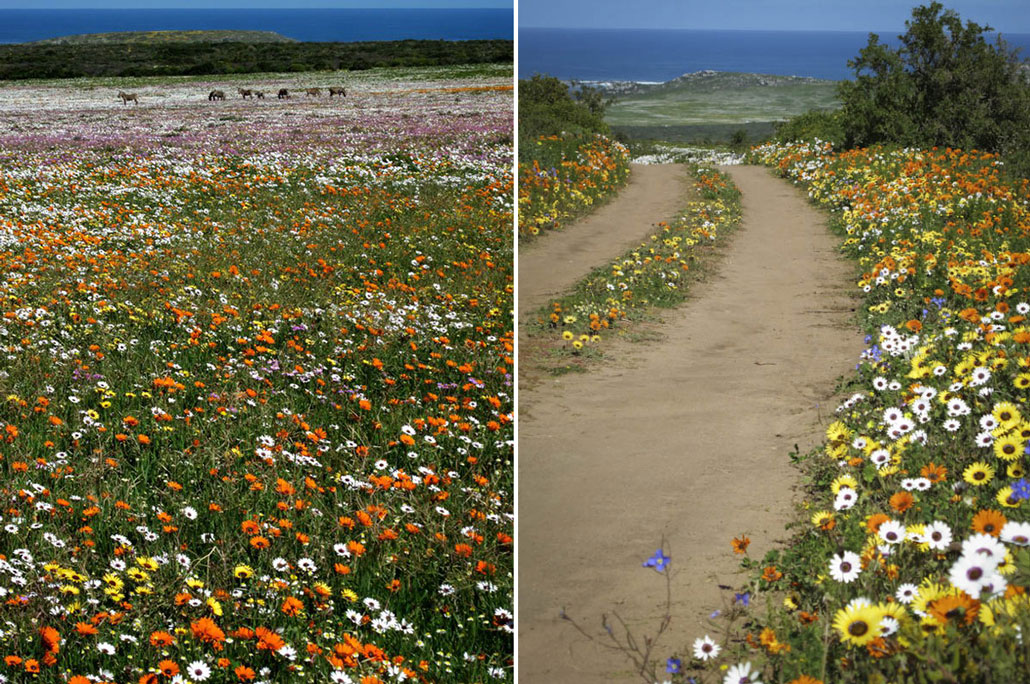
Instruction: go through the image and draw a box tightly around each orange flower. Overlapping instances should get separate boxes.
[865,513,890,534]
[75,622,98,636]
[762,566,783,582]
[255,626,285,651]
[921,462,948,483]
[69,677,92,684]
[235,665,256,681]
[40,626,60,653]
[24,659,40,673]
[788,675,824,684]
[149,630,175,647]
[249,535,270,549]
[158,660,180,677]
[281,596,304,616]
[972,509,1007,537]
[889,491,914,513]
[731,535,750,554]
[190,617,226,644]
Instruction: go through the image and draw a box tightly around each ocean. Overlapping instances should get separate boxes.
[519,27,1030,82]
[0,8,513,44]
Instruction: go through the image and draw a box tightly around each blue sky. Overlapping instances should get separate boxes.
[0,0,511,7]
[519,1,1030,34]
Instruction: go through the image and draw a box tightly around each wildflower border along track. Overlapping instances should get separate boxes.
[688,142,1030,684]
[517,165,864,683]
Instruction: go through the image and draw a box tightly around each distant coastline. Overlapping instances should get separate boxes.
[519,27,1030,82]
[0,8,513,44]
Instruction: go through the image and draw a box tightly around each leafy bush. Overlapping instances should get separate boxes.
[517,74,610,142]
[775,109,845,146]
[838,2,1030,177]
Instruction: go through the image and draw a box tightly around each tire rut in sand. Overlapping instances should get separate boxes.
[517,165,865,683]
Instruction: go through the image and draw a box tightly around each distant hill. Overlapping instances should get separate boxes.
[31,30,297,45]
[595,70,839,143]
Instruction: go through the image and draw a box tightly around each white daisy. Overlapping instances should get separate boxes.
[692,634,721,660]
[1001,521,1030,546]
[829,551,862,583]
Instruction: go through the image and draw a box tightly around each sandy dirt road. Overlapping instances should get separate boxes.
[518,163,689,319]
[517,165,865,682]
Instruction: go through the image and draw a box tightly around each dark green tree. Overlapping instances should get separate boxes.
[839,2,1030,164]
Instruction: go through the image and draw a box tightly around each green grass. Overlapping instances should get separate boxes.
[30,30,296,45]
[602,71,839,142]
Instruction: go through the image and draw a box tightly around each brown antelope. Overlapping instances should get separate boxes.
[118,91,138,105]
[305,87,321,97]
[238,88,253,99]
[278,88,290,99]
[328,87,346,98]
[254,91,265,99]
[208,90,225,101]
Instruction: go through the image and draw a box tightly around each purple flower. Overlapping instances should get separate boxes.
[666,657,681,674]
[734,591,750,607]
[643,549,670,573]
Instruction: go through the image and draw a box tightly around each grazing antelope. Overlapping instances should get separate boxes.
[305,87,321,97]
[278,88,290,99]
[208,90,225,101]
[238,88,253,99]
[118,91,138,105]
[328,87,346,98]
[254,91,265,99]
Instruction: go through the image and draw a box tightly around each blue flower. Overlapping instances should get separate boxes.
[1012,478,1030,501]
[666,657,682,674]
[643,549,670,573]
[734,591,750,607]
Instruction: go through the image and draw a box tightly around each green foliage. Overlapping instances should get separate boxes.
[0,39,513,79]
[775,109,845,146]
[517,74,610,141]
[838,2,1030,176]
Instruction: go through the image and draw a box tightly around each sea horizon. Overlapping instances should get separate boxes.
[0,8,514,44]
[519,27,1030,82]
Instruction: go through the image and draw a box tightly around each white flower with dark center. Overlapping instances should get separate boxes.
[187,661,211,681]
[895,583,918,603]
[834,487,857,511]
[963,533,1007,564]
[693,634,721,660]
[923,521,952,551]
[1001,521,1030,546]
[879,520,906,545]
[942,418,961,432]
[723,661,762,684]
[829,550,862,583]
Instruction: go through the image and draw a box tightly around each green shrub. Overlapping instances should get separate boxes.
[775,109,844,146]
[518,74,610,142]
[838,2,1030,177]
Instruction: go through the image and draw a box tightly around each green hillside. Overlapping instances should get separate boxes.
[601,70,839,142]
[31,30,296,45]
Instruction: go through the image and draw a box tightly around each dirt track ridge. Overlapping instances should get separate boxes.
[517,164,865,682]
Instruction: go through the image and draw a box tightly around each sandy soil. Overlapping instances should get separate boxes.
[517,165,866,682]
[518,163,689,319]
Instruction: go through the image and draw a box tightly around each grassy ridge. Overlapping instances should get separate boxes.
[0,39,513,79]
[31,29,296,45]
[602,71,839,143]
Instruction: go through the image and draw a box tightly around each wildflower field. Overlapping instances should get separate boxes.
[0,66,513,684]
[516,134,629,240]
[674,141,1030,683]
[532,167,740,356]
